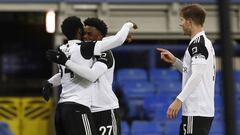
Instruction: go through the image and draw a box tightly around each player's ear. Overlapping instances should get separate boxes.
[188,18,194,26]
[98,35,103,40]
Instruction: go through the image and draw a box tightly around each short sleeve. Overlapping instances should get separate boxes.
[96,51,113,69]
[188,36,208,65]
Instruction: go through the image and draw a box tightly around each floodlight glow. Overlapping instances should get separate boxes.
[46,10,56,33]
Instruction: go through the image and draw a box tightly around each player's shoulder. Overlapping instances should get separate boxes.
[100,50,113,58]
[80,41,97,59]
[189,35,206,50]
[191,35,205,46]
[188,35,209,58]
[97,50,114,69]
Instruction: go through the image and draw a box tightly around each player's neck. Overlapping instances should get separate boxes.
[190,26,204,39]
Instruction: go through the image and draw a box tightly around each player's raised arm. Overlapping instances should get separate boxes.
[66,59,107,82]
[93,22,137,55]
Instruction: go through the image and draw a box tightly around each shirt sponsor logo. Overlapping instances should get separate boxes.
[183,67,187,72]
[193,54,206,59]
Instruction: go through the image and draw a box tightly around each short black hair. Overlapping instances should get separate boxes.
[61,16,84,40]
[83,17,108,37]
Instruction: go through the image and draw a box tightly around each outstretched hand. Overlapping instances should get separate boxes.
[46,48,68,65]
[156,48,176,64]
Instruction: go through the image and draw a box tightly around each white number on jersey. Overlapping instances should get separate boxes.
[99,125,113,135]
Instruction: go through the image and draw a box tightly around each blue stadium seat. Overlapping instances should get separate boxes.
[152,107,168,121]
[214,95,224,121]
[127,99,144,118]
[234,70,240,83]
[236,94,240,120]
[215,82,222,96]
[153,108,181,121]
[120,81,155,118]
[116,68,147,85]
[235,82,240,94]
[121,81,156,99]
[121,121,129,135]
[155,81,181,95]
[164,120,181,135]
[215,95,223,107]
[149,68,180,83]
[215,70,222,83]
[216,72,240,95]
[143,94,174,120]
[131,121,162,135]
[209,120,224,135]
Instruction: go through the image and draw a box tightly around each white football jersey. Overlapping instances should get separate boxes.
[91,51,119,112]
[48,22,135,109]
[182,31,216,117]
[58,40,96,108]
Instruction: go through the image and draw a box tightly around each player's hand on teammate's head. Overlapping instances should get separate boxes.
[132,22,138,29]
[128,21,138,29]
[125,21,138,30]
[126,34,133,43]
[42,80,53,102]
[156,48,176,64]
[46,48,68,65]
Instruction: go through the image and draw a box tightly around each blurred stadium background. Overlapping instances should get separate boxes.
[0,0,240,135]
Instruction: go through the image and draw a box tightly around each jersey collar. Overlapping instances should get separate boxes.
[189,31,205,45]
[67,40,81,46]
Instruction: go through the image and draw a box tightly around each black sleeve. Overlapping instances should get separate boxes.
[188,36,208,59]
[96,50,113,69]
[80,41,96,59]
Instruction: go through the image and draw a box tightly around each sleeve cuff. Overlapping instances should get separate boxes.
[173,58,182,66]
[176,95,184,102]
[124,22,134,28]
